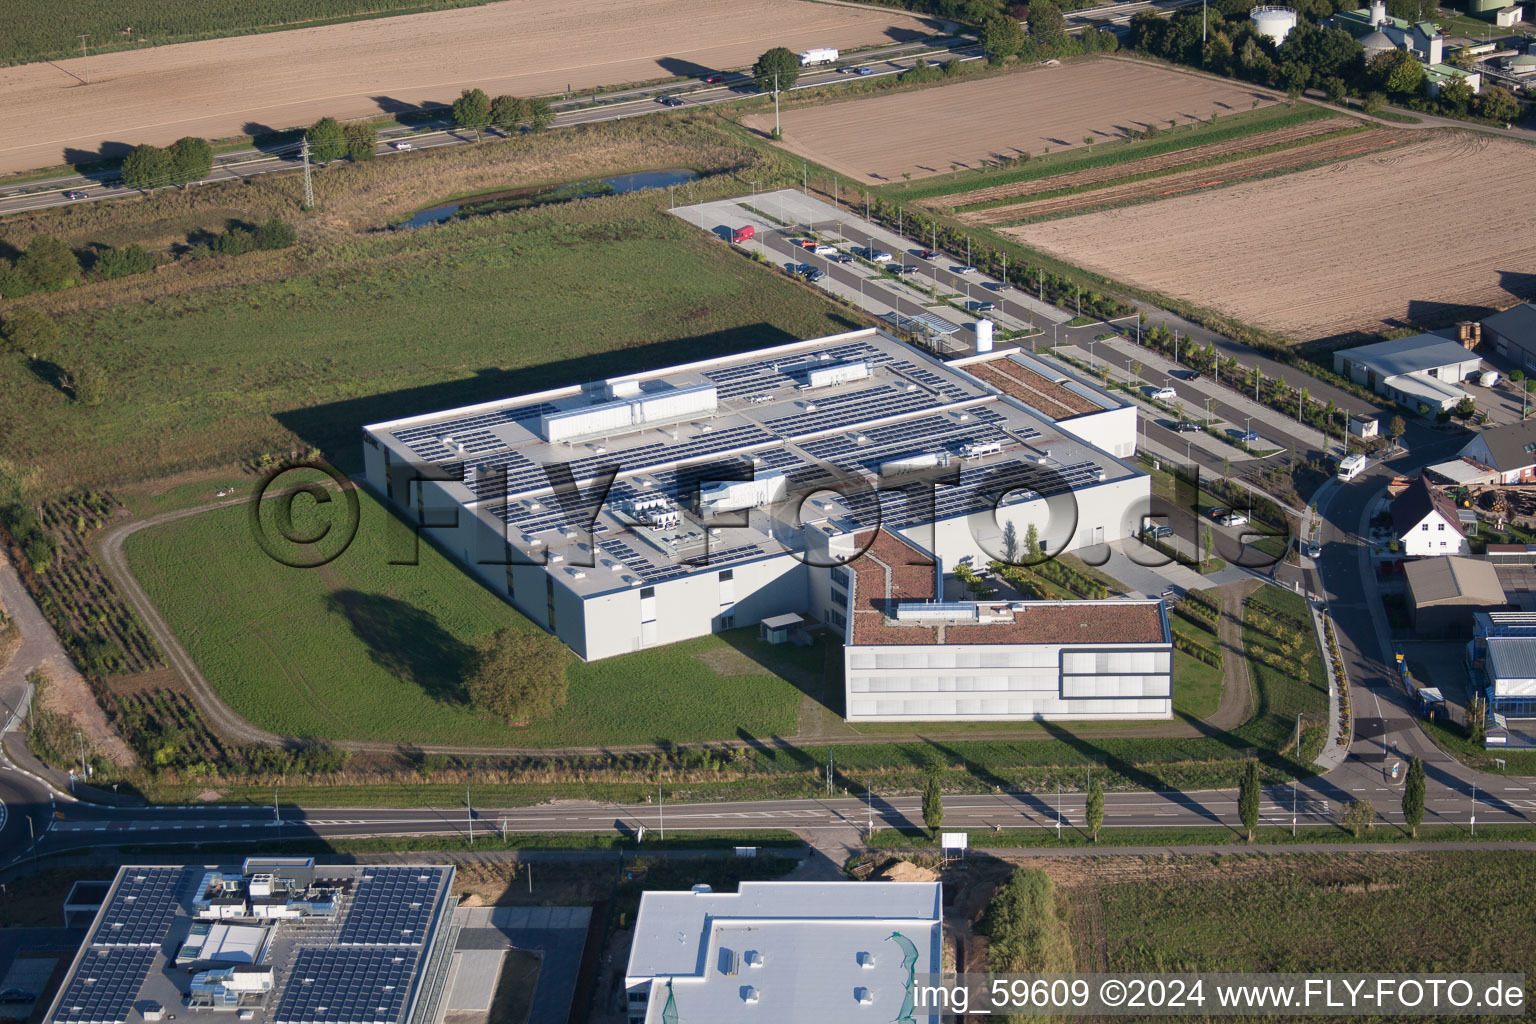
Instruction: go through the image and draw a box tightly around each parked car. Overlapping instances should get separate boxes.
[1306,540,1322,558]
[392,141,413,151]
[1173,421,1202,433]
[955,265,978,274]
[795,263,814,276]
[1182,370,1201,381]
[894,265,919,275]
[1219,512,1248,527]
[870,250,893,263]
[1237,429,1261,442]
[813,244,837,256]
[796,239,819,249]
[1208,507,1229,521]
[830,253,855,263]
[62,189,88,199]
[806,268,826,282]
[1151,386,1177,401]
[967,300,996,312]
[918,249,941,259]
[1141,523,1174,540]
[855,66,875,75]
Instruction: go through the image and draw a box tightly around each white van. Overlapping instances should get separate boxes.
[1337,453,1366,481]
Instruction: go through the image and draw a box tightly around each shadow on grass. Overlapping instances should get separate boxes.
[323,588,476,704]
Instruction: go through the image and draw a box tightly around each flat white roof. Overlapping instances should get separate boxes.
[626,882,942,1022]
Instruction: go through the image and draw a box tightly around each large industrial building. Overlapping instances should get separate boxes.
[1334,333,1483,412]
[364,330,1153,693]
[44,859,456,1024]
[624,881,943,1023]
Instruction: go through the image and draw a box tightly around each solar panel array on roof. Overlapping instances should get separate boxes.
[764,386,942,438]
[888,360,971,401]
[701,341,894,399]
[273,949,418,1024]
[52,948,157,1024]
[337,868,442,947]
[93,869,184,947]
[832,458,1105,532]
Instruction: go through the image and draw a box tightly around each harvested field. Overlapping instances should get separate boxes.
[1008,132,1536,341]
[968,126,1399,224]
[748,58,1272,184]
[0,0,940,176]
[937,116,1357,209]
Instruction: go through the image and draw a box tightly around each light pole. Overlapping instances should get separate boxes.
[1056,783,1062,839]
[1245,415,1252,439]
[79,34,90,84]
[773,70,780,137]
[1470,779,1476,836]
[659,780,665,840]
[1291,778,1297,836]
[1205,396,1214,427]
[467,784,473,847]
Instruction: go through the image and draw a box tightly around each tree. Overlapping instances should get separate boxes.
[1342,798,1376,837]
[1387,414,1406,438]
[752,47,800,94]
[344,122,377,161]
[63,359,106,406]
[1437,75,1473,116]
[1368,49,1424,97]
[1238,759,1260,841]
[1025,521,1042,562]
[1002,520,1019,563]
[1474,85,1520,124]
[452,88,492,140]
[305,117,347,162]
[490,94,528,135]
[1402,756,1425,838]
[922,771,944,832]
[1,306,59,357]
[1027,0,1067,47]
[981,14,1026,63]
[167,136,213,185]
[1086,776,1104,841]
[1324,75,1347,102]
[1362,90,1387,114]
[19,235,81,292]
[466,626,570,723]
[1202,523,1216,568]
[1467,693,1487,745]
[254,216,297,250]
[119,144,172,190]
[527,96,555,132]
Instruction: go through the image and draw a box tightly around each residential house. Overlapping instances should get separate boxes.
[1391,474,1468,556]
[1459,420,1536,484]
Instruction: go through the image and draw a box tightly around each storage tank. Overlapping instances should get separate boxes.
[1250,5,1298,44]
[975,319,994,353]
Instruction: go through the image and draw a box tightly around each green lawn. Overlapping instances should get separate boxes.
[3,194,861,489]
[1239,585,1328,762]
[124,486,810,746]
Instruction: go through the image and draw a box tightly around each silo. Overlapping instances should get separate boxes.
[1250,6,1298,44]
[975,320,994,353]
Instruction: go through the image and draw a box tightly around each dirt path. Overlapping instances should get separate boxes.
[1208,580,1259,732]
[0,549,135,766]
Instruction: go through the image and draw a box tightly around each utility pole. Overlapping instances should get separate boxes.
[527,862,532,894]
[79,34,90,84]
[802,162,807,197]
[866,783,873,834]
[773,70,781,137]
[1292,779,1297,837]
[273,785,280,824]
[1056,783,1062,839]
[467,784,473,847]
[1470,780,1476,836]
[658,780,665,841]
[1203,0,1208,44]
[300,137,314,211]
[826,752,834,797]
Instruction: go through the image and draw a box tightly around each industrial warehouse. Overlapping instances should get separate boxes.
[363,327,1168,720]
[44,859,456,1024]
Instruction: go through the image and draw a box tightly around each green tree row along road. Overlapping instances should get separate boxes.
[121,137,214,190]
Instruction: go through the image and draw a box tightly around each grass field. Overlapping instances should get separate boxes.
[124,485,813,746]
[1240,585,1328,757]
[0,152,862,490]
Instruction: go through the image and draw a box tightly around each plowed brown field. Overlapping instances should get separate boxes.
[0,0,939,175]
[747,59,1272,184]
[966,127,1399,224]
[1007,133,1536,342]
[938,115,1357,210]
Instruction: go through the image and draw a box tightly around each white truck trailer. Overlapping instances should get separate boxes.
[799,48,839,66]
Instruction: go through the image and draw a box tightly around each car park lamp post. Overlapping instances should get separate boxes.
[1246,416,1253,439]
[1292,778,1297,837]
[1205,397,1214,426]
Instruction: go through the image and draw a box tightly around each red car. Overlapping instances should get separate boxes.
[703,74,726,83]
[918,248,941,259]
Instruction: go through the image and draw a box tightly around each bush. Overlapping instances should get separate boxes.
[214,227,258,256]
[344,122,377,161]
[65,360,107,406]
[19,235,81,291]
[1,306,60,356]
[254,217,297,250]
[94,243,157,280]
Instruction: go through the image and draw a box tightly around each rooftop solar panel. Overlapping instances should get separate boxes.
[52,948,157,1024]
[337,868,442,947]
[93,868,184,948]
[273,949,419,1024]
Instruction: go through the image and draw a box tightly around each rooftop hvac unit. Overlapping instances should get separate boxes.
[857,952,877,968]
[803,402,818,413]
[960,440,1003,459]
[610,378,642,398]
[743,987,760,1005]
[723,950,740,976]
[807,361,870,388]
[856,988,874,1005]
[745,950,764,968]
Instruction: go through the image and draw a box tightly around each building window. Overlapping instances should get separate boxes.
[1422,523,1429,531]
[1438,523,1445,531]
[830,585,848,609]
[545,575,557,632]
[833,566,852,586]
[827,609,846,628]
[718,569,733,582]
[640,586,655,600]
[720,615,735,630]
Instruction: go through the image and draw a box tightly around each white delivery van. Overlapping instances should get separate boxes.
[800,48,839,66]
[1337,453,1366,481]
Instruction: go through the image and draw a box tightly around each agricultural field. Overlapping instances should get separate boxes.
[749,58,1273,184]
[1049,852,1536,982]
[0,0,941,175]
[123,486,815,746]
[0,126,863,488]
[1008,131,1536,341]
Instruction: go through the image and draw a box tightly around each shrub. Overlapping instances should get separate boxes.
[344,122,377,161]
[95,243,157,280]
[214,227,258,256]
[254,216,297,250]
[1,306,60,356]
[19,235,81,291]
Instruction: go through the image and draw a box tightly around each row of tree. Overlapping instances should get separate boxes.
[120,136,214,190]
[981,0,1119,64]
[303,91,555,163]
